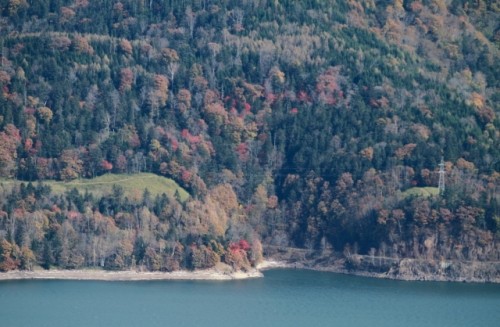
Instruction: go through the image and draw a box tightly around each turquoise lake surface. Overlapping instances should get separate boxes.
[1,269,499,327]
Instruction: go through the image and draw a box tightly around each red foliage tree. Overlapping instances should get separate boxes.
[119,68,134,93]
[100,160,113,172]
[238,240,251,252]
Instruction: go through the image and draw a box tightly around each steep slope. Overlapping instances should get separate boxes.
[0,0,498,279]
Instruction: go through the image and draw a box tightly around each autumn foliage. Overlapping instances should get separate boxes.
[0,0,498,277]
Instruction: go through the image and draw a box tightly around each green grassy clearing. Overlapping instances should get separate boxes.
[0,173,189,202]
[402,187,439,198]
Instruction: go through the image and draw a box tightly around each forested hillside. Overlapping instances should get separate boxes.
[0,0,498,277]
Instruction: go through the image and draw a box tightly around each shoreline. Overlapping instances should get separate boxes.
[0,260,290,282]
[262,258,500,284]
[296,264,500,284]
[0,264,264,282]
[0,258,497,283]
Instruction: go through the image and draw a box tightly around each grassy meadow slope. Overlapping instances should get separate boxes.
[0,173,189,201]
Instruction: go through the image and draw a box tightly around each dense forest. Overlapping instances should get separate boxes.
[0,0,498,276]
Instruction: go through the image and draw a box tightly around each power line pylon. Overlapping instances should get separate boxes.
[438,157,445,195]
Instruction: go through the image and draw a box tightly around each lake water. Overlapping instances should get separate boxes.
[1,269,499,327]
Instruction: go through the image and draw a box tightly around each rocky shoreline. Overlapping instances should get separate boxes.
[344,255,500,283]
[262,246,500,283]
[264,254,500,283]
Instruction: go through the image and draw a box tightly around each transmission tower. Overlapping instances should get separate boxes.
[438,157,445,195]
